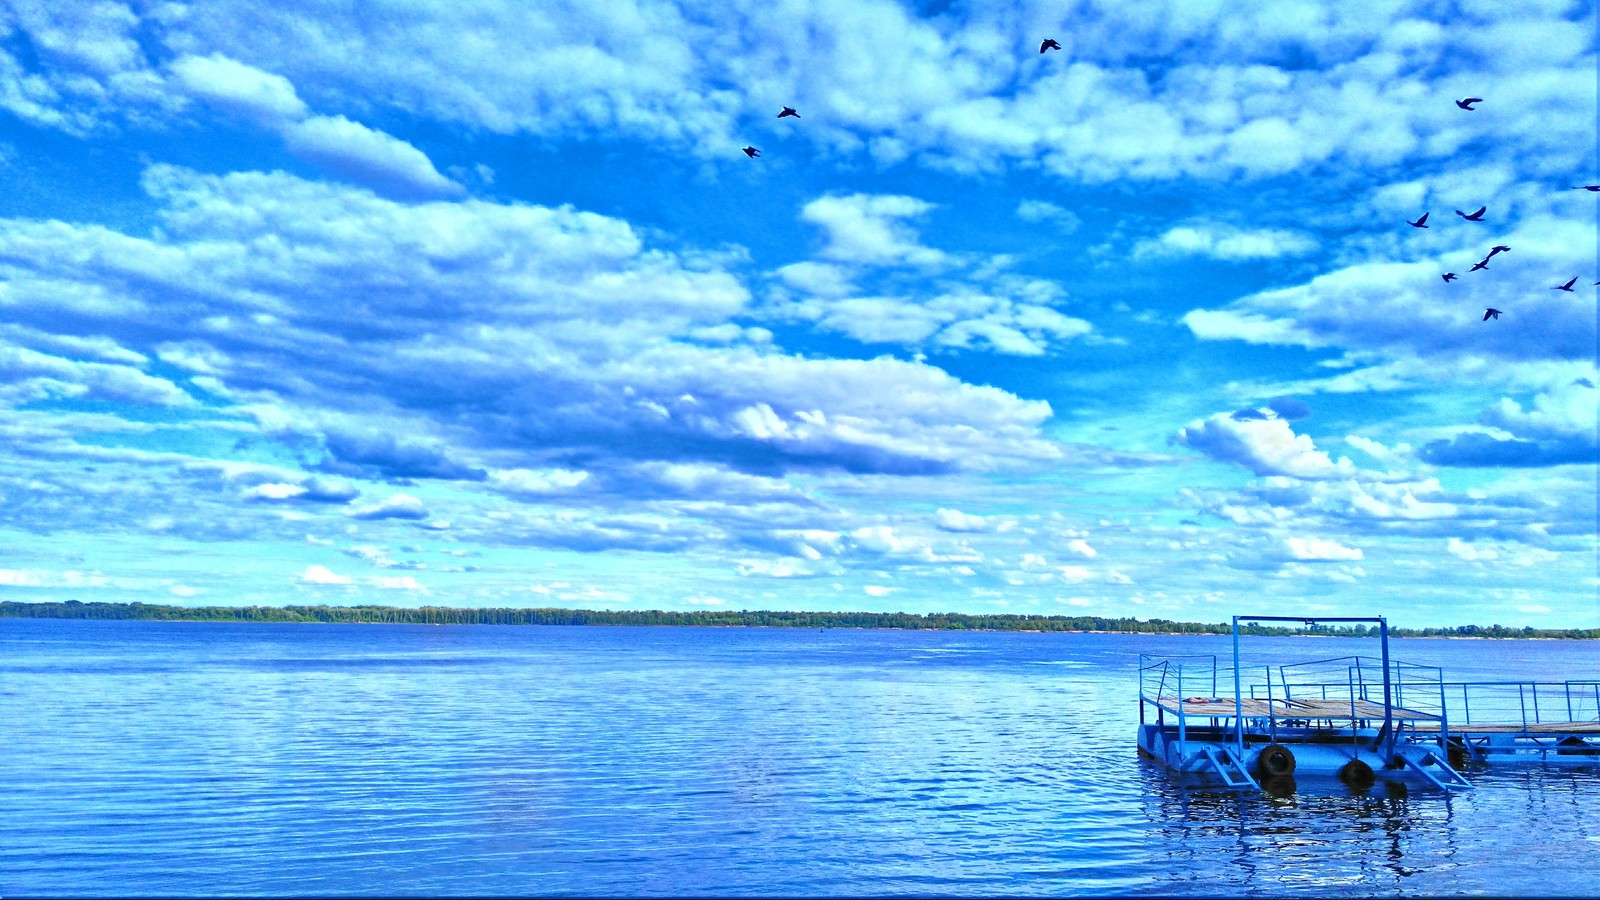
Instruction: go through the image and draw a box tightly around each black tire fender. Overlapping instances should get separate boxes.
[1339,758,1376,788]
[1257,743,1297,778]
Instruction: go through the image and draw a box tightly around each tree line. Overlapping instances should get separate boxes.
[1,600,1595,639]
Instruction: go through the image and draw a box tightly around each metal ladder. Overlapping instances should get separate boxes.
[1200,745,1260,789]
[1394,751,1472,790]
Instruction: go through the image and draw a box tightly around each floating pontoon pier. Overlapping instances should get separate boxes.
[1137,615,1600,793]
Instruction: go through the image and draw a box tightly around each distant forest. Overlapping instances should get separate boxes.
[2,600,1596,639]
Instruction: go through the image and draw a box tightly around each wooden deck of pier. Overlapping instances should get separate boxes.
[1410,720,1600,735]
[1157,696,1600,735]
[1157,695,1440,721]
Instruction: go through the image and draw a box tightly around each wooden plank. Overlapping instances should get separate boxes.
[1409,720,1600,735]
[1156,695,1441,721]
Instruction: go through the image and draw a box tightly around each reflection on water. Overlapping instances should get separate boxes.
[1134,759,1600,897]
[1139,768,1465,895]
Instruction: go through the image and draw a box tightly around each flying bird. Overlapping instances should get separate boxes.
[1442,273,1458,282]
[742,146,760,158]
[1554,277,1578,292]
[1483,308,1501,321]
[1456,97,1482,110]
[1040,38,1061,53]
[1488,245,1511,256]
[1407,213,1430,228]
[778,107,800,118]
[1572,185,1600,191]
[1456,206,1486,221]
[1469,258,1490,272]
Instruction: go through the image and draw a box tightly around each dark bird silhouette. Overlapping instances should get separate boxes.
[778,107,799,119]
[742,146,760,158]
[1456,206,1486,221]
[1456,97,1482,110]
[1442,273,1458,282]
[1469,258,1490,272]
[1483,308,1501,320]
[1488,245,1511,257]
[1040,39,1061,53]
[1407,213,1429,228]
[1554,277,1578,292]
[1572,185,1600,191]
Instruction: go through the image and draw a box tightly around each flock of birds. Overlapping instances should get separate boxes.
[736,54,1599,327]
[1405,99,1599,321]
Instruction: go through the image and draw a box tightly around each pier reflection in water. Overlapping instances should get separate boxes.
[1134,758,1600,897]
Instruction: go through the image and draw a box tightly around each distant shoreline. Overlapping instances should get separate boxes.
[2,600,1594,640]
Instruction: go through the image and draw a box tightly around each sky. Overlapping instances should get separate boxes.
[0,0,1596,628]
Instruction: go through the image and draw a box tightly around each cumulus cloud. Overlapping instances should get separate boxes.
[1132,222,1317,260]
[0,168,1062,488]
[1285,536,1363,561]
[5,0,1593,193]
[299,564,352,585]
[935,507,989,532]
[1015,201,1081,232]
[169,53,308,124]
[283,115,464,200]
[347,494,428,521]
[165,53,461,199]
[1179,213,1598,384]
[771,194,1093,356]
[1447,537,1498,561]
[1422,380,1600,468]
[800,194,948,268]
[368,575,425,590]
[243,482,307,501]
[1174,408,1358,479]
[489,467,591,496]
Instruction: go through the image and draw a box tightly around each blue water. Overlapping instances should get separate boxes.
[2,619,1597,897]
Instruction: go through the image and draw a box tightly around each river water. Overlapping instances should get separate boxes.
[2,618,1596,896]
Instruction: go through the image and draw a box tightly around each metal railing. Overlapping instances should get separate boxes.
[1435,680,1600,730]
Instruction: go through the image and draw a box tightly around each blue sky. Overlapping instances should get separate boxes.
[0,0,1595,628]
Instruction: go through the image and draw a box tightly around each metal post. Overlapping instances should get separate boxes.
[1379,618,1394,756]
[1267,664,1277,742]
[1177,664,1187,753]
[1232,616,1244,755]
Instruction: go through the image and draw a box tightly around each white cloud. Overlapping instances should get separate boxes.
[1285,536,1363,561]
[347,494,428,521]
[283,114,464,200]
[800,194,948,268]
[169,53,308,124]
[1065,539,1097,558]
[243,482,309,501]
[368,575,425,591]
[1175,409,1358,479]
[1015,201,1081,232]
[299,564,352,585]
[737,557,815,578]
[1447,537,1498,561]
[0,167,1061,489]
[489,468,590,496]
[1133,222,1317,260]
[935,507,989,532]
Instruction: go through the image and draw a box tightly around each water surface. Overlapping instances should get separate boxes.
[2,619,1596,896]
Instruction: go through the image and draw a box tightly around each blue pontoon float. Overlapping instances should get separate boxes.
[1138,615,1473,792]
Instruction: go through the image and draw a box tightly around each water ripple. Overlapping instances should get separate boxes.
[2,620,1598,896]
